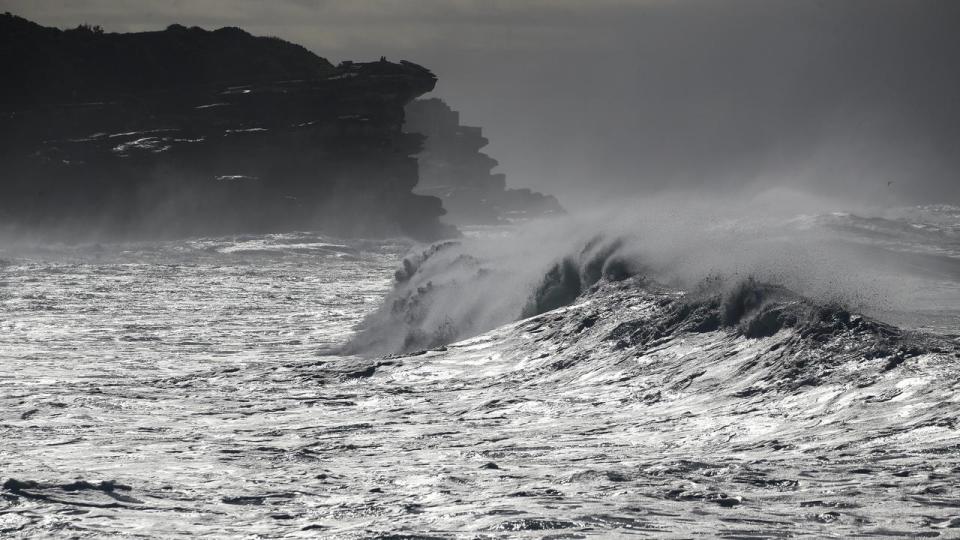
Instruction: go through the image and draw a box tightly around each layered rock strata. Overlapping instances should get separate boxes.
[404,98,562,224]
[0,14,456,240]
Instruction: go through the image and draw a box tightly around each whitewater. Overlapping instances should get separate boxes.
[1,205,959,538]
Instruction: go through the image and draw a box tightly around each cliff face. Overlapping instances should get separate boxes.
[404,98,562,225]
[0,14,456,241]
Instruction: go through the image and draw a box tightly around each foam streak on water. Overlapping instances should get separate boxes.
[1,214,959,538]
[0,233,408,537]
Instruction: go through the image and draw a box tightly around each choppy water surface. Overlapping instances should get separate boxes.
[0,233,409,537]
[1,211,959,538]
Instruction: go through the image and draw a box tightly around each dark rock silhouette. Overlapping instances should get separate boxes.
[0,13,457,240]
[404,98,563,224]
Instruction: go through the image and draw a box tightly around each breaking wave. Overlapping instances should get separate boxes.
[344,199,960,356]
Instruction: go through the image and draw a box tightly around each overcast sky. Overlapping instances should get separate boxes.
[3,0,959,206]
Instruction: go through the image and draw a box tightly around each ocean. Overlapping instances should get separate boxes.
[1,207,959,538]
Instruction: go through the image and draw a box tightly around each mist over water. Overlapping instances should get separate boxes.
[3,3,960,537]
[347,190,960,355]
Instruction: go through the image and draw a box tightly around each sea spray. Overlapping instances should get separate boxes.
[345,195,960,355]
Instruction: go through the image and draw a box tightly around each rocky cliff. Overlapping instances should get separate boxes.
[0,14,456,241]
[404,98,562,225]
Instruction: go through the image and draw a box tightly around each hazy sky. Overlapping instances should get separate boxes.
[4,0,959,206]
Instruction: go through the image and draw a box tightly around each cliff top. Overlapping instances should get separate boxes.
[0,12,336,104]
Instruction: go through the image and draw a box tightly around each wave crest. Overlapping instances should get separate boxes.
[343,201,960,356]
